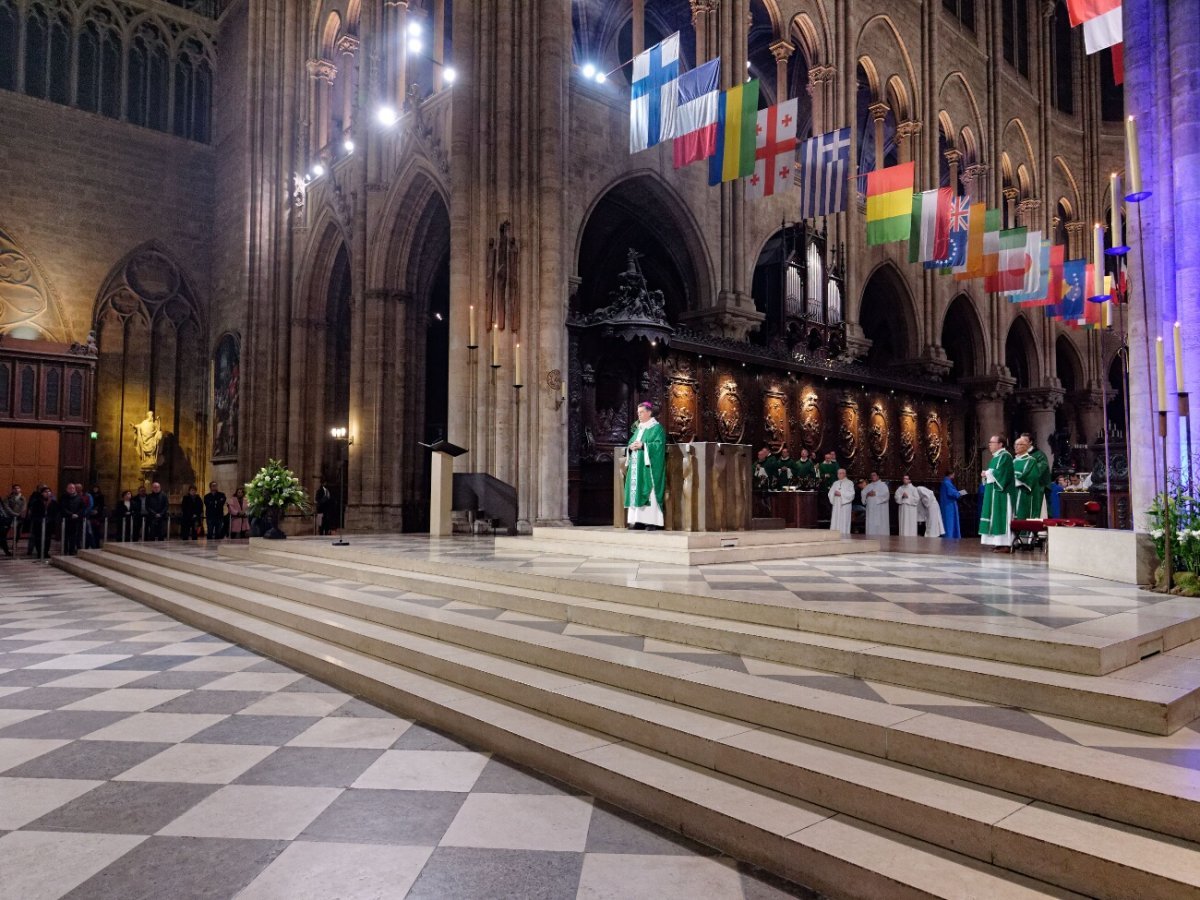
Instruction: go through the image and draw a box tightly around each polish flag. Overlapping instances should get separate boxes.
[1083,8,1122,53]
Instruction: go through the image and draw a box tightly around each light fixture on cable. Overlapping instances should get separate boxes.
[343,138,355,153]
[443,67,457,84]
[375,105,399,127]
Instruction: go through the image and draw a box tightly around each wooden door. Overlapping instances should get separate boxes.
[0,427,61,494]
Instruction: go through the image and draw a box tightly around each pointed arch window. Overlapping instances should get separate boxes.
[173,40,212,141]
[942,0,975,31]
[1052,2,1075,114]
[128,25,170,132]
[68,370,83,417]
[0,0,17,91]
[44,368,61,416]
[78,20,122,118]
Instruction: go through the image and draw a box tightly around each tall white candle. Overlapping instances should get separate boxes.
[1175,322,1185,393]
[1110,173,1122,246]
[514,341,523,386]
[1157,337,1167,412]
[1092,223,1105,297]
[1126,116,1143,198]
[468,304,477,348]
[491,325,499,367]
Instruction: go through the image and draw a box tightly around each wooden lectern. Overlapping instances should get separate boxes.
[421,440,469,536]
[613,442,752,532]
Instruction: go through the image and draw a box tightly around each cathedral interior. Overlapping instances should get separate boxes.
[0,0,1133,534]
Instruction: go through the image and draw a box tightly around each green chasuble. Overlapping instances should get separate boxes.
[762,454,782,489]
[979,448,1015,537]
[1012,452,1039,519]
[1029,448,1050,514]
[793,459,817,481]
[818,460,839,490]
[624,420,667,509]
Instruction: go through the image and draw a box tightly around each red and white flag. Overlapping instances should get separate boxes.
[746,99,798,201]
[1066,0,1122,54]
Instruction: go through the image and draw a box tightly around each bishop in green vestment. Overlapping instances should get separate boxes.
[625,402,667,530]
[1011,436,1040,520]
[979,434,1015,550]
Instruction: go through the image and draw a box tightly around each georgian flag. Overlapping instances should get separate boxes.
[630,33,681,153]
[746,99,798,200]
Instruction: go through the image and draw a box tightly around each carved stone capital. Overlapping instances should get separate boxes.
[963,163,990,181]
[679,292,765,343]
[1064,221,1087,237]
[769,39,794,63]
[961,374,1017,402]
[808,64,836,86]
[307,58,337,83]
[919,344,954,380]
[336,34,360,57]
[1003,187,1019,202]
[868,101,890,123]
[895,120,922,141]
[943,148,962,165]
[1014,386,1065,412]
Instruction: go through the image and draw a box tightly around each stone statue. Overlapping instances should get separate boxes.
[132,411,164,473]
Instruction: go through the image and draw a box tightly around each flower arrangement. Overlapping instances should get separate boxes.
[244,459,311,518]
[1147,476,1200,593]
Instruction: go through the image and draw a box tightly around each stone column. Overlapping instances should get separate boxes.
[306,58,336,156]
[390,0,409,103]
[1065,221,1086,261]
[1021,388,1064,471]
[1003,187,1019,230]
[962,163,990,204]
[807,64,835,133]
[689,0,716,63]
[337,36,359,139]
[895,120,921,168]
[964,375,1017,470]
[869,102,889,171]
[770,39,793,102]
[633,0,645,56]
[944,148,962,195]
[1017,198,1042,230]
[432,0,446,90]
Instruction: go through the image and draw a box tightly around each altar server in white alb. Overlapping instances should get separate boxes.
[894,475,919,537]
[862,472,891,536]
[828,468,855,535]
[916,485,944,538]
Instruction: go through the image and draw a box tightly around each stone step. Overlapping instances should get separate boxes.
[526,526,847,550]
[247,538,1184,677]
[79,545,1200,850]
[494,534,878,565]
[219,542,1200,735]
[58,552,1200,899]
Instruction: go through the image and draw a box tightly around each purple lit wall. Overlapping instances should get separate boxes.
[1124,0,1200,525]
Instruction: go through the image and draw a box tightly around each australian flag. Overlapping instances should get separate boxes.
[925,195,970,270]
[799,127,851,219]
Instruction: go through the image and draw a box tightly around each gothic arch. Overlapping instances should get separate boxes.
[1001,117,1038,194]
[378,171,451,308]
[1053,155,1082,215]
[296,207,351,320]
[857,262,919,367]
[938,71,985,160]
[885,75,909,122]
[1055,333,1085,392]
[1004,314,1041,389]
[855,15,919,112]
[790,0,831,65]
[574,170,714,320]
[941,293,987,380]
[92,241,206,496]
[369,157,450,289]
[0,224,69,341]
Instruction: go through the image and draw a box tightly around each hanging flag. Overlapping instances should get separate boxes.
[799,127,851,218]
[709,80,760,185]
[1066,0,1119,26]
[1111,43,1124,86]
[746,98,799,200]
[1027,244,1066,307]
[986,228,1029,293]
[1012,239,1051,304]
[864,161,915,245]
[954,202,988,279]
[928,195,970,270]
[671,58,722,169]
[1006,231,1043,297]
[1083,9,1122,53]
[909,188,952,264]
[1058,259,1088,321]
[979,209,1005,280]
[630,33,681,154]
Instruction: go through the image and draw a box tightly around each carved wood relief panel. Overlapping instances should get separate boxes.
[763,390,788,451]
[924,409,944,468]
[837,394,860,462]
[899,403,917,467]
[715,376,744,443]
[867,399,889,465]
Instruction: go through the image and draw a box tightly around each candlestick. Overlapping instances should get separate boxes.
[1091,223,1106,298]
[514,341,523,386]
[1157,336,1167,412]
[1108,173,1129,255]
[468,304,477,348]
[1126,116,1151,201]
[1102,298,1111,329]
[1176,321,1185,392]
[491,324,500,368]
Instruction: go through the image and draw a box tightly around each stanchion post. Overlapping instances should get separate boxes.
[40,519,47,562]
[1161,410,1174,592]
[1181,392,1194,499]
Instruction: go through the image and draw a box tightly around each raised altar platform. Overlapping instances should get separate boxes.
[494,525,875,565]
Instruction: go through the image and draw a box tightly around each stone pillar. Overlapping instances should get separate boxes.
[689,0,717,63]
[1021,388,1064,472]
[869,102,889,172]
[1065,221,1086,261]
[962,163,990,204]
[432,0,446,90]
[391,0,409,103]
[306,58,336,156]
[1003,187,1019,230]
[807,64,835,133]
[895,120,921,168]
[337,36,359,139]
[964,375,1017,470]
[770,39,793,102]
[633,0,645,56]
[1075,388,1107,448]
[944,148,962,195]
[1017,198,1042,230]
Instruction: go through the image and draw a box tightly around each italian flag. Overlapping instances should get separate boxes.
[865,162,915,245]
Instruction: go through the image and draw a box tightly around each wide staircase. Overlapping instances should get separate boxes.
[56,539,1200,899]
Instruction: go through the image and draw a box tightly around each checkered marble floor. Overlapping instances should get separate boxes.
[223,550,1200,774]
[0,562,814,900]
[268,534,1180,643]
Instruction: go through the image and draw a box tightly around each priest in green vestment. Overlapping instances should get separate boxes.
[1021,433,1051,518]
[624,401,667,530]
[793,448,817,482]
[817,452,839,490]
[1011,435,1040,520]
[979,434,1015,551]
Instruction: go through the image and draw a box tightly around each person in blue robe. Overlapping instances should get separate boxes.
[940,474,965,539]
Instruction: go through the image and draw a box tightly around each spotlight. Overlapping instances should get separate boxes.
[594,70,607,84]
[311,163,325,177]
[434,312,443,321]
[407,20,422,37]
[375,105,399,126]
[343,138,355,153]
[581,62,597,80]
[408,37,423,53]
[443,67,457,84]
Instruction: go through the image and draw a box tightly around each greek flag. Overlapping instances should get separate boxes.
[799,127,851,219]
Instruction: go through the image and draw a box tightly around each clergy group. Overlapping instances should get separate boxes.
[827,470,949,539]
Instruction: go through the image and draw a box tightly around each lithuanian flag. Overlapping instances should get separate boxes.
[708,80,760,186]
[865,162,915,245]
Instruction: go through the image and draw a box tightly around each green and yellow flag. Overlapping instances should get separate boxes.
[865,162,915,245]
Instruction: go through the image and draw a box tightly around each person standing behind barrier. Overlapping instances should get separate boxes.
[180,486,204,540]
[86,484,105,548]
[227,487,250,539]
[131,486,148,541]
[61,483,86,556]
[144,482,169,541]
[204,482,227,540]
[27,487,58,559]
[5,485,25,553]
[112,490,135,541]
